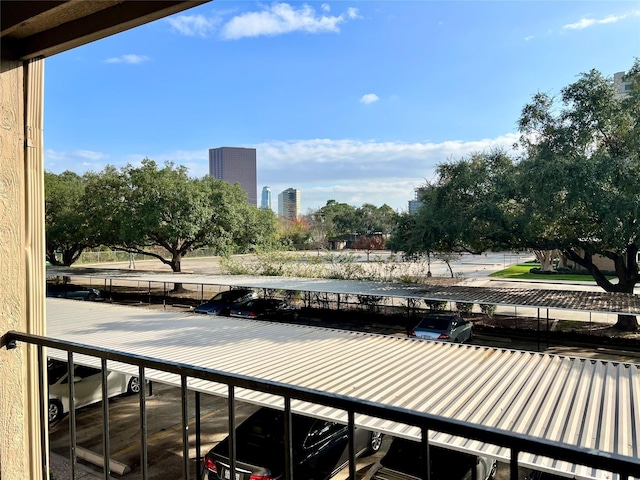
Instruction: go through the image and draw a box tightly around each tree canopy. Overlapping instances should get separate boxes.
[45,171,94,266]
[389,61,640,330]
[46,159,279,273]
[305,200,398,245]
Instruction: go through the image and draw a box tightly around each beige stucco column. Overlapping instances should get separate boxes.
[0,57,47,480]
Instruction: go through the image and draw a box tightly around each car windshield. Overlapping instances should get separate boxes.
[210,291,238,302]
[416,317,453,331]
[47,359,68,385]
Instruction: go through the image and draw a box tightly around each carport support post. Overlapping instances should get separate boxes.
[148,281,151,305]
[109,278,113,303]
[537,308,541,352]
[337,293,341,311]
[163,282,167,310]
[546,309,550,348]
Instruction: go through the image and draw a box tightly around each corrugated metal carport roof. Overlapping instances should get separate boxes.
[48,266,640,315]
[46,299,639,480]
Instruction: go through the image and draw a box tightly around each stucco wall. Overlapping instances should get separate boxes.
[0,58,45,480]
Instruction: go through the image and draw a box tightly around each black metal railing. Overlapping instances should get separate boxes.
[6,330,640,480]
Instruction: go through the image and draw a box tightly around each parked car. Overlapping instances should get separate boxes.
[48,359,140,423]
[229,298,299,321]
[46,283,101,301]
[408,313,473,343]
[363,436,497,480]
[193,288,258,315]
[202,407,383,480]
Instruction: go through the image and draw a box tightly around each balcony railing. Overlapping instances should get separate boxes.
[6,330,640,480]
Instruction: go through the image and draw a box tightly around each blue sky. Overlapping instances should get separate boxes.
[44,1,639,213]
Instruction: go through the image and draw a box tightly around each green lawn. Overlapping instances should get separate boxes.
[489,264,609,281]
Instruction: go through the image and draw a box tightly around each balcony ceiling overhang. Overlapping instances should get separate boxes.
[1,0,211,61]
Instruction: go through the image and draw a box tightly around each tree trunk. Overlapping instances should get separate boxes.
[532,249,557,271]
[562,248,640,332]
[170,254,187,292]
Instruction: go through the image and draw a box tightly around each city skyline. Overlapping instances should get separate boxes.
[42,1,638,212]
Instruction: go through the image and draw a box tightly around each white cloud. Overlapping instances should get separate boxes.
[360,93,379,104]
[45,134,520,211]
[524,35,534,41]
[562,10,639,30]
[220,3,355,40]
[104,54,149,64]
[347,8,361,20]
[166,13,220,37]
[321,3,330,13]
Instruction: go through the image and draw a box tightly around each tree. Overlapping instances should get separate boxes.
[516,61,640,330]
[391,62,640,330]
[277,218,312,248]
[44,171,94,265]
[84,160,277,288]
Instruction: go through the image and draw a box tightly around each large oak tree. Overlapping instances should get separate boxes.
[390,62,640,330]
[84,159,278,279]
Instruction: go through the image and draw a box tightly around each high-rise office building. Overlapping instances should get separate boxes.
[614,71,632,99]
[208,147,257,205]
[278,188,301,220]
[261,186,272,210]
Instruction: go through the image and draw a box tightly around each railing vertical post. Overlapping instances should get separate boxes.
[139,366,148,480]
[38,346,48,480]
[181,375,190,480]
[228,385,236,480]
[421,427,430,480]
[67,351,77,480]
[510,449,519,480]
[101,358,111,479]
[284,397,293,480]
[195,392,201,479]
[348,410,356,480]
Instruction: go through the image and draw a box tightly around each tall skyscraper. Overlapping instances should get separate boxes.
[278,188,301,220]
[208,147,257,205]
[614,71,632,99]
[261,186,272,210]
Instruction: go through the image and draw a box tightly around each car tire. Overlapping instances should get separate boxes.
[366,432,384,454]
[49,399,63,423]
[488,460,498,479]
[87,292,97,301]
[127,376,141,395]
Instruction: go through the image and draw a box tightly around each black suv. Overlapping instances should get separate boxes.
[202,407,383,480]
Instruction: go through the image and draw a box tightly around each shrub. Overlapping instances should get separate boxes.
[480,304,497,317]
[425,300,447,312]
[456,302,474,315]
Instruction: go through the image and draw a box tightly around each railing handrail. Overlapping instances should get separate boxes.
[6,329,640,479]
